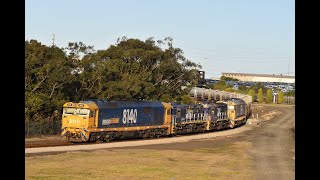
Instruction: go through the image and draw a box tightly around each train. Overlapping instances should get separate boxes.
[61,88,252,142]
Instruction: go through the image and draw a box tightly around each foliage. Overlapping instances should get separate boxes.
[248,89,255,102]
[224,87,236,92]
[238,85,248,92]
[160,94,174,103]
[180,95,195,104]
[212,80,229,90]
[220,76,239,81]
[257,88,264,103]
[266,89,273,103]
[25,37,201,136]
[278,91,284,104]
[285,90,295,97]
[250,82,268,95]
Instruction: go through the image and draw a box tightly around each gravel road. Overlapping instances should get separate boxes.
[249,105,295,180]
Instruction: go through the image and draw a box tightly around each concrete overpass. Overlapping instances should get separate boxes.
[221,72,295,83]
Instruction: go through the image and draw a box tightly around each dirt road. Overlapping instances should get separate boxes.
[124,104,295,179]
[249,104,295,180]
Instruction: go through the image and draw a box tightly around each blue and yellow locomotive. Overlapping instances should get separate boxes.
[61,100,172,142]
[61,97,251,142]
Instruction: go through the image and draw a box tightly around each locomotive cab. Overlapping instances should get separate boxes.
[225,98,247,128]
[61,102,98,142]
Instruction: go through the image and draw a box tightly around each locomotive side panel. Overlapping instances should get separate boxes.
[94,101,165,128]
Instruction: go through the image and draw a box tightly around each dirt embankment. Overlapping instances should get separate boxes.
[251,104,284,121]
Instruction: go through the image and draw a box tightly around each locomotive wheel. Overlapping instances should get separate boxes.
[229,121,235,129]
[142,132,148,139]
[150,132,155,138]
[218,122,223,130]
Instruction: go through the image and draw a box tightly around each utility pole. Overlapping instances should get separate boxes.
[52,34,55,47]
[287,64,290,91]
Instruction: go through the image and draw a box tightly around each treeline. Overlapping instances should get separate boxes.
[209,81,288,103]
[25,37,201,136]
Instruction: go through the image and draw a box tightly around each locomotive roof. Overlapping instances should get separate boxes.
[215,102,228,107]
[228,98,246,105]
[80,100,164,109]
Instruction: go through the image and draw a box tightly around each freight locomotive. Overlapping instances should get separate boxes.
[61,88,252,142]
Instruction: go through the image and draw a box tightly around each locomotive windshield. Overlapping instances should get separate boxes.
[63,108,90,116]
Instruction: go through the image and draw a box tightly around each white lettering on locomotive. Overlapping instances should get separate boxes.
[102,119,111,125]
[68,119,80,124]
[122,109,137,124]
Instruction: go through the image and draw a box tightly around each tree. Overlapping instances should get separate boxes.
[285,90,295,97]
[220,76,239,81]
[25,40,72,135]
[248,89,255,102]
[266,89,273,103]
[257,88,264,103]
[238,85,248,93]
[278,91,284,104]
[180,95,194,104]
[24,37,202,136]
[213,80,228,90]
[95,37,200,100]
[224,87,236,92]
[160,94,173,102]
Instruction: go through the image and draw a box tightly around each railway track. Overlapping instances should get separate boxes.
[25,125,244,149]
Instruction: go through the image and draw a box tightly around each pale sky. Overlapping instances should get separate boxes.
[26,0,295,78]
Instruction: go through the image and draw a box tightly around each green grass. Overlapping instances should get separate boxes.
[26,142,255,180]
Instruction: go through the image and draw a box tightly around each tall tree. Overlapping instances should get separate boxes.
[213,80,228,90]
[25,40,72,135]
[248,89,255,102]
[257,88,264,103]
[94,37,200,100]
[180,95,194,104]
[278,91,284,104]
[266,89,273,103]
[25,37,202,136]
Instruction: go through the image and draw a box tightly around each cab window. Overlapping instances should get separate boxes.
[63,108,75,115]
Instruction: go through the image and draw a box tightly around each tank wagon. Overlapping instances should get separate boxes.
[189,87,245,101]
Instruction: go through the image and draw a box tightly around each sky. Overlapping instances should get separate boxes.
[25,0,294,79]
